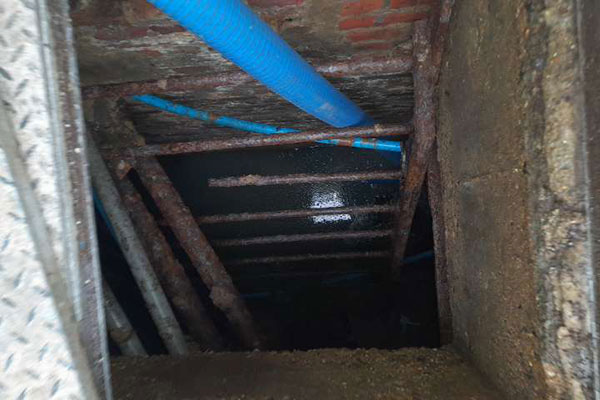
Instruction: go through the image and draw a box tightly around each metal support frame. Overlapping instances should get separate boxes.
[387,0,453,335]
[103,123,411,158]
[196,205,395,224]
[0,0,109,397]
[0,87,101,400]
[103,282,147,356]
[82,55,413,99]
[425,0,455,345]
[390,19,438,277]
[209,170,402,188]
[88,138,188,355]
[111,172,223,350]
[213,229,392,247]
[227,251,390,266]
[427,143,452,345]
[46,0,111,393]
[133,157,264,349]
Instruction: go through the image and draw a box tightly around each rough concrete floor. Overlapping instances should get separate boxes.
[111,347,501,399]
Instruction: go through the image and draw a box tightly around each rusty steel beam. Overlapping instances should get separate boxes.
[87,137,188,355]
[82,55,413,99]
[227,251,390,266]
[196,204,395,224]
[390,20,437,277]
[427,0,454,341]
[432,0,455,75]
[112,172,223,350]
[427,143,452,345]
[103,124,411,158]
[103,281,147,356]
[212,229,392,247]
[133,157,263,349]
[209,170,402,188]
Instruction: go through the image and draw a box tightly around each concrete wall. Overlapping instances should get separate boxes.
[438,0,598,398]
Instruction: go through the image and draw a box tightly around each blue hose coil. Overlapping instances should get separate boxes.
[145,0,373,128]
[133,95,403,153]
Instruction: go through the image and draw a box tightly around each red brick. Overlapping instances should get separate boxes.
[341,0,385,17]
[353,41,395,51]
[138,49,162,58]
[122,0,163,24]
[382,11,428,25]
[390,0,417,8]
[339,16,376,30]
[248,0,303,7]
[392,0,434,7]
[346,24,412,42]
[148,25,187,35]
[95,26,149,41]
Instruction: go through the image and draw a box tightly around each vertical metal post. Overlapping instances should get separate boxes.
[134,157,264,349]
[88,138,188,355]
[0,92,100,400]
[103,282,147,356]
[0,0,109,396]
[390,19,437,277]
[427,0,455,344]
[113,174,223,350]
[45,0,111,391]
[427,143,452,345]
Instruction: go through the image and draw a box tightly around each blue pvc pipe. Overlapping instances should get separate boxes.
[145,0,372,128]
[133,95,403,153]
[93,190,117,240]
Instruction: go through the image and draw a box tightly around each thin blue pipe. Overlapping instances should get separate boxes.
[145,0,372,128]
[93,190,117,240]
[133,95,403,153]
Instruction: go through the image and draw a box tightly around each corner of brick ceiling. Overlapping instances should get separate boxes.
[71,0,431,87]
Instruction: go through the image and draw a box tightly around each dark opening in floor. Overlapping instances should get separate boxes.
[97,144,439,353]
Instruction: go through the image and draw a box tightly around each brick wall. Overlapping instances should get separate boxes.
[73,0,431,48]
[71,0,436,86]
[339,0,432,52]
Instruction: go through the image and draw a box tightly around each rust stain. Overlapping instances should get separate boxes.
[390,19,437,276]
[82,55,413,99]
[102,123,412,158]
[195,204,396,224]
[113,173,224,350]
[208,170,403,188]
[134,157,264,349]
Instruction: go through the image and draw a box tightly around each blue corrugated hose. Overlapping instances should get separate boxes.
[145,0,372,128]
[133,95,403,153]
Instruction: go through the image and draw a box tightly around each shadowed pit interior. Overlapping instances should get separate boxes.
[71,0,599,399]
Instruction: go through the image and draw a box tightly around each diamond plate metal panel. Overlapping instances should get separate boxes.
[0,0,107,397]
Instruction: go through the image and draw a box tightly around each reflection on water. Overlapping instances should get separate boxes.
[310,190,351,224]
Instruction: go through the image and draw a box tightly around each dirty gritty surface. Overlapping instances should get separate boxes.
[111,347,501,400]
[437,0,547,399]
